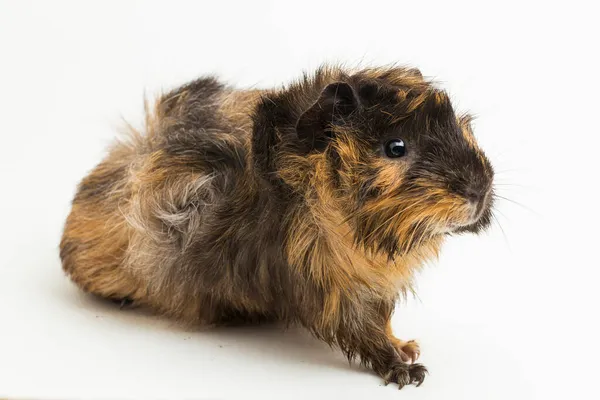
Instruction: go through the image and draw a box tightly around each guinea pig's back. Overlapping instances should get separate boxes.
[59,77,263,314]
[152,77,262,145]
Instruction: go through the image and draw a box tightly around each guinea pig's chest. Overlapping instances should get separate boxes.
[302,212,435,294]
[337,235,427,293]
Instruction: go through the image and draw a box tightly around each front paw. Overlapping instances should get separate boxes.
[383,361,427,389]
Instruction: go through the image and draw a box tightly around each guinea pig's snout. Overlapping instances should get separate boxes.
[464,184,492,222]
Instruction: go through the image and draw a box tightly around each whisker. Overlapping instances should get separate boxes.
[493,183,532,188]
[403,221,421,252]
[491,212,511,251]
[416,216,436,248]
[493,194,540,216]
[493,168,529,175]
[493,207,509,222]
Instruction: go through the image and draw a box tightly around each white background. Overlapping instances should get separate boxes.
[1,1,598,399]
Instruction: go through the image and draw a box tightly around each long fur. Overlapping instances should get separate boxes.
[59,65,494,389]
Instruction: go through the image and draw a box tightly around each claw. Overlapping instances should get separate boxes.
[382,360,427,389]
[409,363,428,387]
[114,297,133,309]
[383,370,393,386]
[396,372,410,390]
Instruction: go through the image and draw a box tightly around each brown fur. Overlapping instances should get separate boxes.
[60,65,494,389]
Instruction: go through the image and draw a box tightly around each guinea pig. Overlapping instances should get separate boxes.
[60,65,494,389]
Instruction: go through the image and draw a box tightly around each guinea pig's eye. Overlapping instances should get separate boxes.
[384,139,406,158]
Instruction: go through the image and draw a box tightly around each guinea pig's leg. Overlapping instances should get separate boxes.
[321,298,428,389]
[352,316,426,389]
[385,321,421,363]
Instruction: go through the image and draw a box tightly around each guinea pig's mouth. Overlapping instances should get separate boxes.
[433,188,494,235]
[451,198,493,234]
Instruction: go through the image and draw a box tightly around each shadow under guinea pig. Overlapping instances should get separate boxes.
[60,284,358,374]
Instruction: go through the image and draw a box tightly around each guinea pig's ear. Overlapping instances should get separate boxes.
[296,82,359,152]
[422,90,457,129]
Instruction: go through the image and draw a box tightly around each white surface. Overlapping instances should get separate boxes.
[1,1,599,399]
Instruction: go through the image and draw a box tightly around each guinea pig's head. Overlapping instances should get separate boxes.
[253,67,494,259]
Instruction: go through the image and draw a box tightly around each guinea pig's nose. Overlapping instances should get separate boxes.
[465,188,483,204]
[464,184,492,221]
